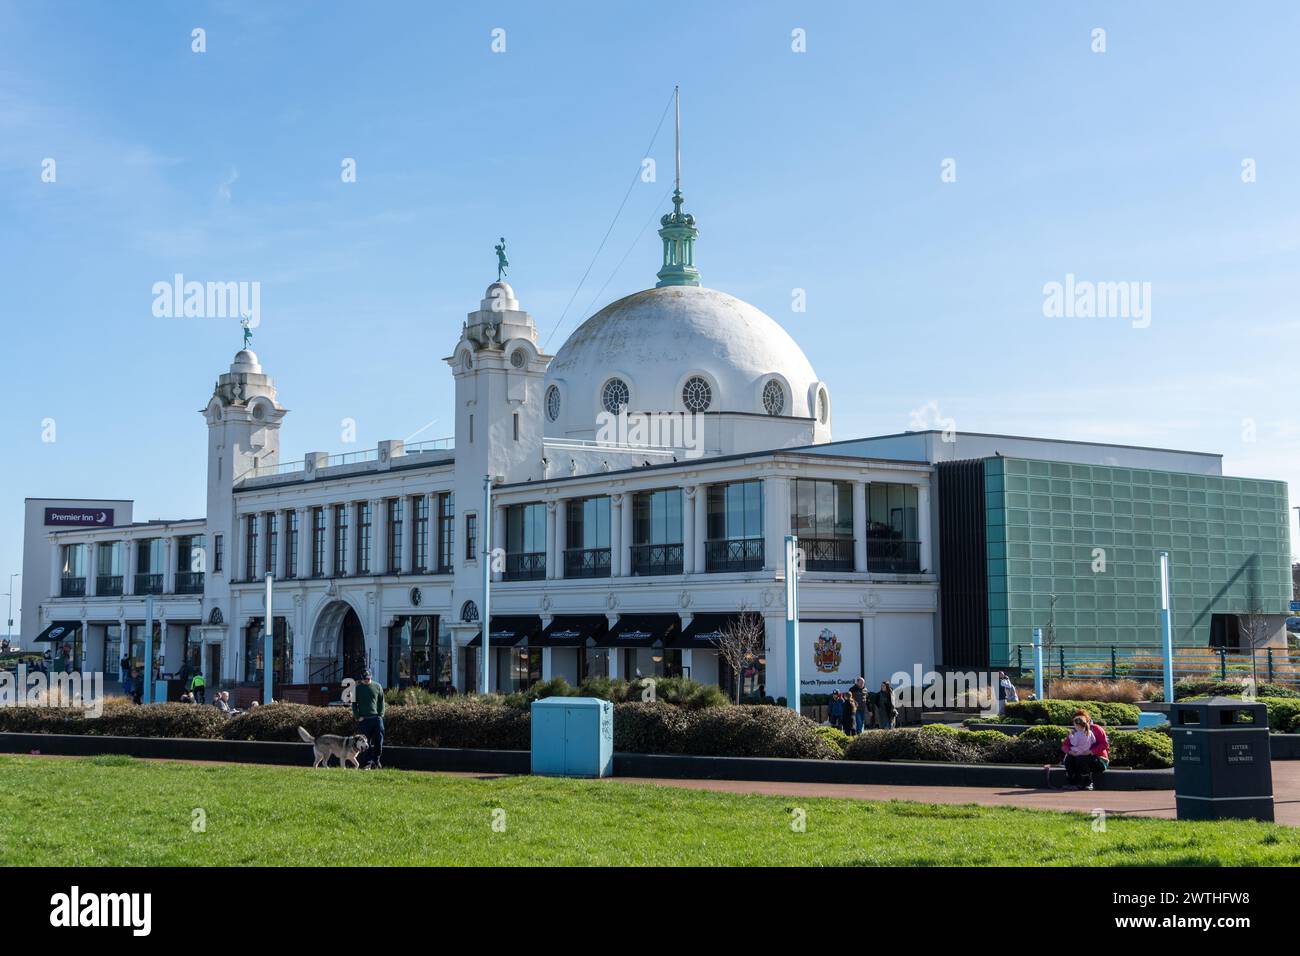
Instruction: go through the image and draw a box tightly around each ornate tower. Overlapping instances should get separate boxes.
[202,349,287,592]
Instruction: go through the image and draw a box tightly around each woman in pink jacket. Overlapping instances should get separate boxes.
[1060,709,1109,791]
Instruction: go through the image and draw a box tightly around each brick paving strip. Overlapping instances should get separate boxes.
[610,760,1300,827]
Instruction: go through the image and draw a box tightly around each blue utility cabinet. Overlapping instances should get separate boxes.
[530,696,614,777]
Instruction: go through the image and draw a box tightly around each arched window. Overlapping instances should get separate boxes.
[601,378,630,414]
[545,384,561,422]
[460,600,479,623]
[762,379,785,416]
[682,377,712,412]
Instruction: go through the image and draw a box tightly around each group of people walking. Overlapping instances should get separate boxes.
[828,676,898,736]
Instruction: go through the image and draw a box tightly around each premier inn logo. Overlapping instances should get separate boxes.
[50,886,151,936]
[618,630,653,640]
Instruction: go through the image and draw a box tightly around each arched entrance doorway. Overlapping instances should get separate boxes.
[309,600,370,682]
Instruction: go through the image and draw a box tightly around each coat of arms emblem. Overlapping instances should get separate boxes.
[813,628,842,673]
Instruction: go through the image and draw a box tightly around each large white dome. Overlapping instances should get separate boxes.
[543,285,828,438]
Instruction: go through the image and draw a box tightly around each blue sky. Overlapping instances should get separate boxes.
[2,1,1299,630]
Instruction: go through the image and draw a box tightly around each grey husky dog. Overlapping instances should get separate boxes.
[297,725,371,768]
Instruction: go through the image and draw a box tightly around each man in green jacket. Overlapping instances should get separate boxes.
[188,670,207,705]
[351,669,385,769]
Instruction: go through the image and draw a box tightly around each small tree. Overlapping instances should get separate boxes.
[1238,602,1281,689]
[709,606,766,704]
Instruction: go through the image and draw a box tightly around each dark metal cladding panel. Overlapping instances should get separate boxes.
[937,459,989,668]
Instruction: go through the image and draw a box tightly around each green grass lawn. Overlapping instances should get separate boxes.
[1,755,1296,866]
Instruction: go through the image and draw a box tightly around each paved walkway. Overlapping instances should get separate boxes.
[611,761,1300,825]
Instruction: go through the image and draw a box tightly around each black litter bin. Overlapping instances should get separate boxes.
[1171,696,1273,822]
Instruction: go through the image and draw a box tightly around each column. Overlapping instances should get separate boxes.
[609,494,623,578]
[917,483,932,574]
[295,507,310,579]
[49,539,61,598]
[324,505,337,577]
[852,481,868,573]
[400,497,415,574]
[545,501,557,580]
[763,476,790,572]
[369,498,384,575]
[606,613,620,679]
[124,539,138,595]
[620,493,633,578]
[425,493,437,572]
[693,484,708,574]
[682,486,696,574]
[277,511,289,579]
[86,540,99,597]
[163,537,176,593]
[555,500,567,579]
[492,504,506,582]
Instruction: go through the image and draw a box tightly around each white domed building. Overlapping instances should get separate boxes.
[23,172,1288,715]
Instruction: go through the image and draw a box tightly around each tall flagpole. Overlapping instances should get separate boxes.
[674,84,681,192]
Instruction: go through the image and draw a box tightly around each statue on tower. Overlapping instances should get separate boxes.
[494,237,509,280]
[240,315,253,350]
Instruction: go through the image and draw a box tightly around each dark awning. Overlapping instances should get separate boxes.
[674,612,763,649]
[33,621,81,643]
[537,615,608,647]
[603,614,681,647]
[467,615,542,648]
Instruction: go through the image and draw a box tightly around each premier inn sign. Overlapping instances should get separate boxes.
[44,507,114,527]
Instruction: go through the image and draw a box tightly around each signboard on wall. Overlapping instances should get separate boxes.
[799,620,864,694]
[44,507,114,528]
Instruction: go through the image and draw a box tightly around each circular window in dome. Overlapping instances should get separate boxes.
[545,384,561,422]
[762,380,785,416]
[510,349,526,369]
[817,388,829,424]
[602,378,630,414]
[682,377,712,412]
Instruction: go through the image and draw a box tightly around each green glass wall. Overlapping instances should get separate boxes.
[985,457,1291,666]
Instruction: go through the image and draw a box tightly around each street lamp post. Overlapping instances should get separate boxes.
[784,534,800,713]
[481,475,492,696]
[143,594,155,705]
[1159,551,1174,703]
[6,572,18,647]
[263,571,274,706]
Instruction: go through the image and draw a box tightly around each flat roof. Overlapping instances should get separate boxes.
[812,429,1223,460]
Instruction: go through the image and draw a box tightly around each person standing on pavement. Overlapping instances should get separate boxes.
[849,677,868,735]
[351,669,386,769]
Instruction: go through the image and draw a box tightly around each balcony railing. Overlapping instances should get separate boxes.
[630,543,684,576]
[60,576,85,598]
[564,547,612,579]
[800,537,855,572]
[95,575,123,597]
[504,551,546,582]
[175,571,204,594]
[865,537,922,573]
[706,537,764,573]
[134,573,163,595]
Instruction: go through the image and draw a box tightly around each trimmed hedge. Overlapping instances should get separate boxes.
[1174,679,1300,701]
[385,700,531,750]
[1177,695,1300,733]
[222,703,355,742]
[812,725,852,756]
[613,702,836,759]
[843,723,1172,768]
[681,706,839,760]
[1003,699,1140,727]
[1109,730,1174,769]
[0,700,228,739]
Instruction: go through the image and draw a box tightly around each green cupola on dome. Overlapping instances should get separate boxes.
[655,86,701,288]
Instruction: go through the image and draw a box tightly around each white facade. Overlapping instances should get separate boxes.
[26,222,1242,700]
[21,253,948,700]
